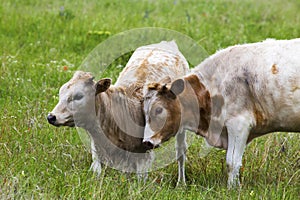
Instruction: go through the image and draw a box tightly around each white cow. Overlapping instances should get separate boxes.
[47,41,189,183]
[142,38,300,188]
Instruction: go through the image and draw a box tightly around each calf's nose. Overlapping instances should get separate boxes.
[143,139,155,150]
[47,114,56,125]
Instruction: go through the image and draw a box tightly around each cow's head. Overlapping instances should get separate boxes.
[143,75,209,149]
[142,78,186,149]
[47,71,111,128]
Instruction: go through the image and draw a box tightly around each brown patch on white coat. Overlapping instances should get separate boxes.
[143,38,300,188]
[271,64,278,74]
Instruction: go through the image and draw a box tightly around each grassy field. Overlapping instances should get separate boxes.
[1,0,300,199]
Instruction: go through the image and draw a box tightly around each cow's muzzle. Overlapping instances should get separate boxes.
[47,113,57,125]
[142,138,161,150]
[47,113,75,127]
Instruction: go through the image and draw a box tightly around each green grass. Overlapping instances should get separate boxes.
[1,0,300,199]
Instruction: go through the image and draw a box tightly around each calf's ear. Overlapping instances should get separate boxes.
[170,79,185,96]
[159,79,185,99]
[95,78,111,95]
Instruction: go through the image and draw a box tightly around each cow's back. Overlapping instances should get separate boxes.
[97,41,189,153]
[115,41,189,87]
[195,38,300,134]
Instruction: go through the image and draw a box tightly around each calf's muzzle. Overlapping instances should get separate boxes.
[47,114,57,125]
[142,138,160,150]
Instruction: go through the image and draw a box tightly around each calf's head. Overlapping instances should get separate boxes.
[142,79,186,149]
[143,75,209,149]
[47,71,111,128]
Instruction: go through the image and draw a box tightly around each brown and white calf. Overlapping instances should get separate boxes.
[142,38,300,188]
[47,41,189,183]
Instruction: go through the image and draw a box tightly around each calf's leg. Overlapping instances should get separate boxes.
[226,115,252,189]
[176,130,187,186]
[89,139,102,175]
[90,160,102,175]
[136,151,154,183]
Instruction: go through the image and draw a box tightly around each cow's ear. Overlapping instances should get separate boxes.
[170,78,185,96]
[158,79,184,99]
[95,78,111,95]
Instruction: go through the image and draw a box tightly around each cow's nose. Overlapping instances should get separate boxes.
[47,114,56,125]
[143,139,155,150]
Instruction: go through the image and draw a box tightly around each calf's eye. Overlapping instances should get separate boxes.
[155,107,163,115]
[73,93,84,101]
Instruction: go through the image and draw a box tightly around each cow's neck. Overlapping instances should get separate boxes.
[181,74,211,137]
[95,85,145,139]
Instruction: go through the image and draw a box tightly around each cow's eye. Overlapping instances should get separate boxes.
[155,107,163,115]
[73,93,84,101]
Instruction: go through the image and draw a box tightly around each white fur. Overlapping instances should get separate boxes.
[195,38,300,188]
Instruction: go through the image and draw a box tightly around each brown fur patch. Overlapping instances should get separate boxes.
[162,62,168,66]
[271,64,278,74]
[174,55,180,67]
[185,74,211,133]
[134,51,153,81]
[147,82,161,90]
[292,86,300,92]
[152,95,182,142]
[185,74,206,91]
[253,106,266,127]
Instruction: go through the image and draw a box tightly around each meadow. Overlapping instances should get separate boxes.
[1,0,300,199]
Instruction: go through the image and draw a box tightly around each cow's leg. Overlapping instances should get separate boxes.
[90,159,102,175]
[176,130,187,186]
[89,139,102,175]
[226,115,252,189]
[136,162,148,184]
[136,151,154,183]
[136,172,148,183]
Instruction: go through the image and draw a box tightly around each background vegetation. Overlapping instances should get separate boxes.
[1,0,299,199]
